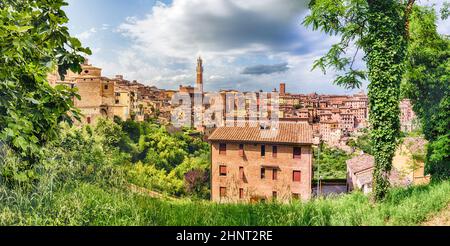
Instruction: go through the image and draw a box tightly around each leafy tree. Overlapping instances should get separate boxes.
[184,169,210,199]
[313,144,351,180]
[304,0,417,200]
[348,128,373,155]
[402,7,450,180]
[0,0,91,164]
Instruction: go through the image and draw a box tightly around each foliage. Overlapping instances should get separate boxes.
[348,128,373,155]
[104,119,210,197]
[184,169,210,200]
[0,0,91,164]
[304,0,416,200]
[401,7,450,180]
[0,170,449,225]
[313,144,351,180]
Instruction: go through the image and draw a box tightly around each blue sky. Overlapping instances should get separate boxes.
[65,0,449,94]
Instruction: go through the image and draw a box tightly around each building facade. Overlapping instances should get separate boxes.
[208,122,314,203]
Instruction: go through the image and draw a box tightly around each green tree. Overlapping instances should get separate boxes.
[348,128,373,155]
[314,144,351,180]
[0,0,91,165]
[304,0,417,200]
[402,7,450,180]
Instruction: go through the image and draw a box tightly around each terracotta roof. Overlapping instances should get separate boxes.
[347,154,411,186]
[347,154,374,174]
[208,122,313,145]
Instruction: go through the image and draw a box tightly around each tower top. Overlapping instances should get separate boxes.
[196,56,204,90]
[197,56,203,66]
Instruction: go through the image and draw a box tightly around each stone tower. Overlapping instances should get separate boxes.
[196,56,203,92]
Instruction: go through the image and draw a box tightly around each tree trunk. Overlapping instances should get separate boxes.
[366,1,408,200]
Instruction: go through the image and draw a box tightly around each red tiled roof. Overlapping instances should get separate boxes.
[347,154,374,174]
[208,122,313,145]
[347,154,411,186]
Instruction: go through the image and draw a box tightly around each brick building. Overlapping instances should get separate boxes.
[208,122,314,203]
[48,60,124,124]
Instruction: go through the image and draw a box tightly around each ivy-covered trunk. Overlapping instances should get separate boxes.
[366,1,407,200]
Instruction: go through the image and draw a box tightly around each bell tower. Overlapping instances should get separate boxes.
[196,56,203,92]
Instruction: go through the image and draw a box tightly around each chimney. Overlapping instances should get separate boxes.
[280,83,286,95]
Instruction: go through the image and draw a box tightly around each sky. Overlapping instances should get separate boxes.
[65,0,449,94]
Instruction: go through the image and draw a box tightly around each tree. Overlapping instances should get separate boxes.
[313,144,351,180]
[304,0,416,200]
[0,0,91,164]
[402,7,450,180]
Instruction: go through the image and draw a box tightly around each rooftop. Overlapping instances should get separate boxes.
[208,121,313,145]
[347,154,375,174]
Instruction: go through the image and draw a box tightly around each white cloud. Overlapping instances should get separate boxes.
[91,0,388,94]
[105,0,349,93]
[76,27,97,41]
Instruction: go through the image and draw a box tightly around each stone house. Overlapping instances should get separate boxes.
[347,138,430,194]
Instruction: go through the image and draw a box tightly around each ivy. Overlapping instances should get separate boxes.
[304,0,413,200]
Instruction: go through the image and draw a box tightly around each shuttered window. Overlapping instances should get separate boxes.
[293,147,301,159]
[272,169,278,180]
[239,144,244,157]
[239,167,244,180]
[220,187,227,197]
[293,171,301,182]
[219,165,227,176]
[219,143,226,155]
[272,146,277,158]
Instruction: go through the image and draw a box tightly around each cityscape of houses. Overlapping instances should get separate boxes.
[47,57,424,203]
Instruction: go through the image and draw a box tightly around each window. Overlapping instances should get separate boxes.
[239,188,244,199]
[104,85,109,90]
[272,191,277,199]
[292,193,300,200]
[239,167,244,180]
[293,147,301,159]
[261,168,266,179]
[219,165,227,176]
[272,146,277,158]
[115,99,120,104]
[239,144,244,157]
[261,145,266,157]
[219,143,227,155]
[86,117,91,124]
[272,169,278,180]
[220,187,227,197]
[293,171,301,182]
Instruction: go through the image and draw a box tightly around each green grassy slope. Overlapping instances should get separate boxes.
[1,180,449,226]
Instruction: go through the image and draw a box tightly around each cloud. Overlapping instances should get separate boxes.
[89,0,362,94]
[118,0,309,58]
[76,27,97,41]
[242,63,289,75]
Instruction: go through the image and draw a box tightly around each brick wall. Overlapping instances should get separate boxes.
[211,142,313,203]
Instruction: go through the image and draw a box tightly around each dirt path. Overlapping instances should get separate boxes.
[422,204,450,226]
[127,183,177,201]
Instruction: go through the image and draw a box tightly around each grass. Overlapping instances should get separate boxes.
[1,180,449,226]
